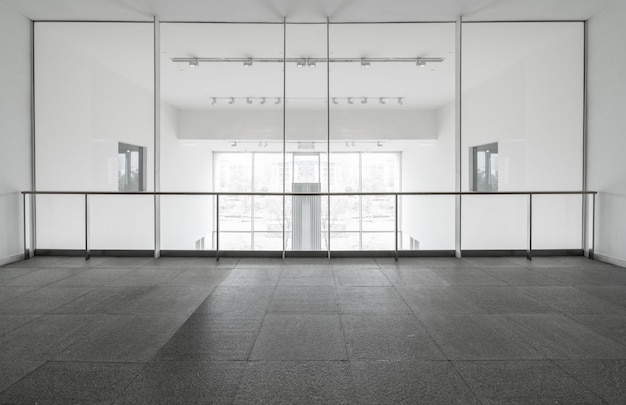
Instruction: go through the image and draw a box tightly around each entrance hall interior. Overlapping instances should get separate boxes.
[1,0,626,403]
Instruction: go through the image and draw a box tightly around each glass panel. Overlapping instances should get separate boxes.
[330,23,456,251]
[462,195,527,250]
[533,195,583,249]
[161,195,214,250]
[160,23,284,251]
[35,195,85,250]
[89,195,154,250]
[34,22,154,249]
[362,232,394,250]
[462,22,583,249]
[285,23,328,252]
[400,195,455,250]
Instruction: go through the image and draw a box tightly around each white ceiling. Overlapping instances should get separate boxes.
[0,0,620,22]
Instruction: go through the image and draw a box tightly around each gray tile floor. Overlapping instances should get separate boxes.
[0,256,625,404]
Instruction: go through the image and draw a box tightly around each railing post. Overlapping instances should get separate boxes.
[216,194,220,262]
[395,193,399,261]
[527,193,532,260]
[590,193,596,260]
[85,193,90,260]
[23,193,29,260]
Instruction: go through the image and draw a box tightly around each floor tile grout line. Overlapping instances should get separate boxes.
[0,359,49,396]
[548,358,612,405]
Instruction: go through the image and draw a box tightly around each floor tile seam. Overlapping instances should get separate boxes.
[548,358,612,405]
[389,282,451,362]
[245,269,283,362]
[336,296,352,362]
[0,359,49,396]
[445,359,485,404]
[0,314,44,338]
[559,312,626,349]
[514,285,626,313]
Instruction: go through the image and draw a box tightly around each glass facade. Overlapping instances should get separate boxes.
[31,20,587,254]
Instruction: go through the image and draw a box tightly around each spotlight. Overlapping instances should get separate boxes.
[211,97,217,105]
[246,97,253,104]
[379,97,387,105]
[275,98,281,104]
[297,59,305,68]
[417,59,426,68]
[397,97,403,105]
[188,58,199,68]
[307,58,316,68]
[332,98,339,105]
[228,97,235,105]
[243,58,253,68]
[361,97,367,104]
[361,58,371,68]
[231,141,237,147]
[377,141,383,147]
[347,97,354,105]
[260,97,266,105]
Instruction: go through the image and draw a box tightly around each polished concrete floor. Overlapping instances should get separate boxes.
[0,255,625,404]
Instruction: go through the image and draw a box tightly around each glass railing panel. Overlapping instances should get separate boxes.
[400,195,455,251]
[160,195,214,251]
[89,195,154,250]
[35,194,85,250]
[462,194,527,250]
[533,194,583,250]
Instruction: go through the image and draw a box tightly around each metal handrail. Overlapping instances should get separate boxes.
[21,190,597,262]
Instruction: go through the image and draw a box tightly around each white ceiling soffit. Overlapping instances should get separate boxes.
[1,0,620,22]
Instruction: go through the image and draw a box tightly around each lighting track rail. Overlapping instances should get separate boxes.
[172,56,445,68]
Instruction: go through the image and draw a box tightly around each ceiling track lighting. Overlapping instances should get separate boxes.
[172,56,445,69]
[206,96,405,106]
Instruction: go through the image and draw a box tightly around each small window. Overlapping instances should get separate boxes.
[470,142,498,192]
[118,142,146,191]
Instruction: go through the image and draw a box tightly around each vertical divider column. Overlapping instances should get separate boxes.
[455,18,463,258]
[85,193,90,260]
[326,18,331,260]
[282,18,287,260]
[153,17,161,259]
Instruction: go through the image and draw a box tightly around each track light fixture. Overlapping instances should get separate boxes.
[246,97,253,104]
[332,98,339,105]
[361,97,367,104]
[275,98,281,104]
[228,97,235,104]
[379,97,387,105]
[205,96,406,106]
[173,56,445,69]
[397,97,403,105]
[211,97,216,105]
[260,97,266,105]
[347,97,354,105]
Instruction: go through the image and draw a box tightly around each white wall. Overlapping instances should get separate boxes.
[0,3,31,265]
[588,0,626,267]
[34,23,155,250]
[179,109,437,140]
[461,23,584,250]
